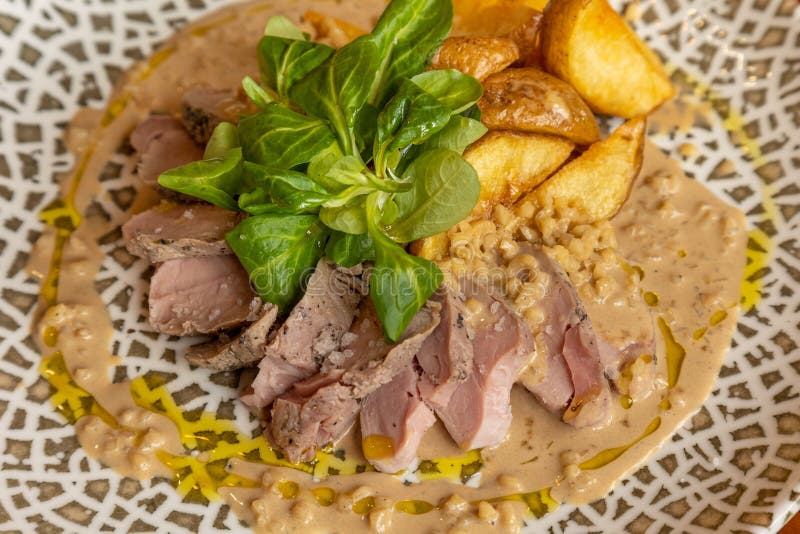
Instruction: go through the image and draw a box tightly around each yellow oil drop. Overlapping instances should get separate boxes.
[620,395,633,409]
[416,449,482,483]
[643,292,660,307]
[395,500,436,515]
[658,317,686,388]
[312,487,336,507]
[483,487,558,519]
[579,417,662,471]
[362,434,394,460]
[43,326,59,347]
[276,480,299,500]
[352,496,376,515]
[740,229,771,312]
[40,352,117,427]
[133,45,176,82]
[710,310,728,326]
[693,327,708,340]
[660,397,672,410]
[100,96,128,127]
[677,249,687,258]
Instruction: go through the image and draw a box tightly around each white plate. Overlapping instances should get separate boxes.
[0,0,798,532]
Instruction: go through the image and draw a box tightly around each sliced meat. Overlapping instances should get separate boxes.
[130,115,184,152]
[360,366,436,473]
[122,203,240,263]
[416,289,473,407]
[131,115,203,187]
[268,302,440,464]
[518,250,612,428]
[240,260,365,411]
[148,255,261,336]
[184,303,278,370]
[270,373,359,464]
[341,301,442,398]
[182,86,252,144]
[429,285,535,450]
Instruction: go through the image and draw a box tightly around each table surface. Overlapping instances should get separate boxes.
[782,513,800,534]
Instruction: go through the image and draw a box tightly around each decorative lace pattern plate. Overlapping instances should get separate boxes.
[0,0,798,532]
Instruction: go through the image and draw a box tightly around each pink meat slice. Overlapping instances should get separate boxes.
[429,287,535,451]
[130,115,203,187]
[240,260,364,411]
[148,255,260,336]
[519,250,612,428]
[268,302,440,464]
[122,203,240,263]
[416,289,474,407]
[184,303,278,371]
[360,366,436,473]
[181,86,251,144]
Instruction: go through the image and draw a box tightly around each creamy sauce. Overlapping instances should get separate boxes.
[28,1,747,532]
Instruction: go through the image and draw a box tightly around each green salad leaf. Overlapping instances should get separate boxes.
[410,69,483,114]
[227,214,329,311]
[326,231,376,267]
[238,103,337,168]
[367,193,443,341]
[158,0,486,339]
[157,122,244,210]
[388,148,479,243]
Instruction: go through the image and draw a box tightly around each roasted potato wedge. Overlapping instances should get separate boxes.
[466,131,575,219]
[540,0,675,117]
[522,117,646,224]
[412,130,574,260]
[453,0,547,36]
[430,37,520,81]
[505,11,543,68]
[304,10,367,48]
[478,68,600,145]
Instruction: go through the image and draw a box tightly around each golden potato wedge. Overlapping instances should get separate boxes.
[522,117,646,224]
[504,12,543,68]
[466,131,575,219]
[453,0,547,36]
[304,10,367,48]
[409,232,450,262]
[430,37,520,81]
[540,0,675,117]
[478,68,600,145]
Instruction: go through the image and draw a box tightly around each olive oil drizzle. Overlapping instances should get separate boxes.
[578,417,662,471]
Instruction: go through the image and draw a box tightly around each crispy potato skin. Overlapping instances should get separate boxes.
[430,37,520,81]
[478,68,600,145]
[466,131,575,219]
[505,12,544,68]
[540,0,675,117]
[522,117,646,224]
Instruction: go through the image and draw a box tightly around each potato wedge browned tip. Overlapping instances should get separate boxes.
[504,11,543,68]
[540,0,675,118]
[466,131,575,219]
[478,68,600,145]
[430,37,520,81]
[521,117,646,224]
